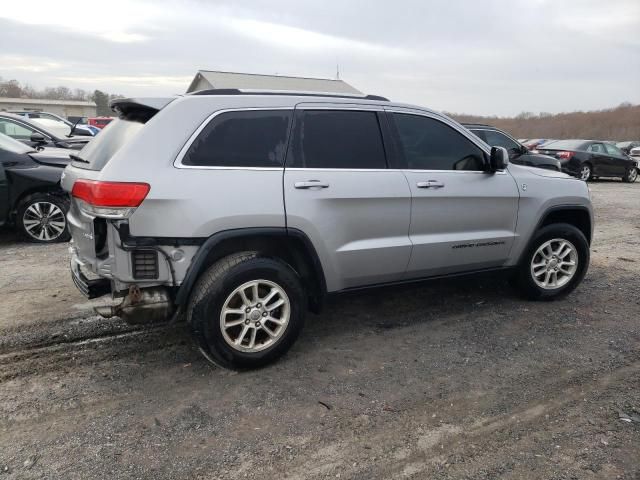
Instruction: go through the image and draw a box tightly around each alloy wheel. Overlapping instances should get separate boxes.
[219,279,290,353]
[579,165,591,181]
[530,238,578,290]
[22,201,66,241]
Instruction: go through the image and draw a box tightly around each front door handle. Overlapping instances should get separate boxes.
[294,180,330,189]
[416,180,445,189]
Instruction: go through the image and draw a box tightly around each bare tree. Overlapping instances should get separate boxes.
[450,104,640,141]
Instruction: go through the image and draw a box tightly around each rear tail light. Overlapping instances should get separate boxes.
[556,151,574,161]
[72,180,150,218]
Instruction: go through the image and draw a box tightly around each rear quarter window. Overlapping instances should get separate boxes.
[181,110,292,168]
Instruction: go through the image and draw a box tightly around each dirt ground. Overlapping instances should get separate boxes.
[0,181,638,479]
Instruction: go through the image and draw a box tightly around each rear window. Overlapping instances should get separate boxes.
[71,119,144,170]
[542,140,587,151]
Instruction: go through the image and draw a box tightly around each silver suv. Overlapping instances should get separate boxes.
[62,90,593,369]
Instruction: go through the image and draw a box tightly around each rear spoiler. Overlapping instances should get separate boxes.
[110,97,175,121]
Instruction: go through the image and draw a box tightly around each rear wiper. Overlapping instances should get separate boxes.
[69,153,90,163]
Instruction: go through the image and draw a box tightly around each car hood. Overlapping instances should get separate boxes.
[29,148,72,167]
[527,167,573,179]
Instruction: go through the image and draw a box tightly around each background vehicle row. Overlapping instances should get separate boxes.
[0,133,70,242]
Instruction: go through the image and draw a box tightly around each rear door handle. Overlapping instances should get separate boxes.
[294,180,330,189]
[416,180,445,189]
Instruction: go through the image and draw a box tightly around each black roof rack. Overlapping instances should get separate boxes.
[189,88,389,102]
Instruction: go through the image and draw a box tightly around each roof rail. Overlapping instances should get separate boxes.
[461,123,494,128]
[189,88,389,102]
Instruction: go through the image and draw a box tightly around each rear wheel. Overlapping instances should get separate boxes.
[623,166,638,183]
[17,193,70,243]
[578,164,592,181]
[516,223,589,300]
[188,252,306,369]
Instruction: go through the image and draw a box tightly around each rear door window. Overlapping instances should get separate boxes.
[587,143,606,154]
[182,110,292,168]
[288,110,387,169]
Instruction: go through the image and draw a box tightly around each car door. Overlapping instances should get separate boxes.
[283,105,412,292]
[585,143,611,176]
[0,117,48,147]
[0,160,9,225]
[603,143,630,175]
[387,109,519,278]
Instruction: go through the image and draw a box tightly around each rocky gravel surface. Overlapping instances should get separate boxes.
[0,180,638,479]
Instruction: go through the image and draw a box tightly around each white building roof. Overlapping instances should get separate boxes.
[0,97,96,107]
[187,70,362,95]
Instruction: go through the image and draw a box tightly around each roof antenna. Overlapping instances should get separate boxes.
[336,63,340,80]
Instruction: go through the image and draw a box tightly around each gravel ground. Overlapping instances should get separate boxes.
[0,180,638,479]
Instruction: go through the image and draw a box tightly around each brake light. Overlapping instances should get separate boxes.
[72,180,150,218]
[556,151,574,160]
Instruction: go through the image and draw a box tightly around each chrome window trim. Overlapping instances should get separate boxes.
[173,107,293,170]
[173,105,507,174]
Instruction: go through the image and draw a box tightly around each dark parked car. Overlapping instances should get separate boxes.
[616,141,640,155]
[463,124,561,171]
[0,133,71,242]
[538,139,638,182]
[0,113,90,150]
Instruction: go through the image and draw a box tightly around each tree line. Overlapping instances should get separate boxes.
[0,77,123,116]
[2,76,638,137]
[449,103,640,141]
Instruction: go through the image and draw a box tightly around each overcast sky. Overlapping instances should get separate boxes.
[1,0,638,116]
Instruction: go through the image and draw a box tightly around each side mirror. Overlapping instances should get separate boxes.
[30,132,47,145]
[489,146,509,172]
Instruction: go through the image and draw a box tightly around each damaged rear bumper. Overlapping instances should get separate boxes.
[71,255,111,299]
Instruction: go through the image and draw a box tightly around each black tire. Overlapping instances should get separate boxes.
[516,223,589,300]
[16,192,70,243]
[188,252,306,369]
[622,166,638,183]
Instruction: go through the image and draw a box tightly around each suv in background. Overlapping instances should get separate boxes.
[464,124,561,171]
[63,90,593,369]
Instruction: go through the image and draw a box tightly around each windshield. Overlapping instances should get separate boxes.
[542,140,587,151]
[0,132,34,154]
[30,118,72,137]
[72,118,144,170]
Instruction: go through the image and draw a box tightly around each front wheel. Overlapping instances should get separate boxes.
[16,192,70,243]
[188,253,306,369]
[516,223,589,300]
[622,167,638,183]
